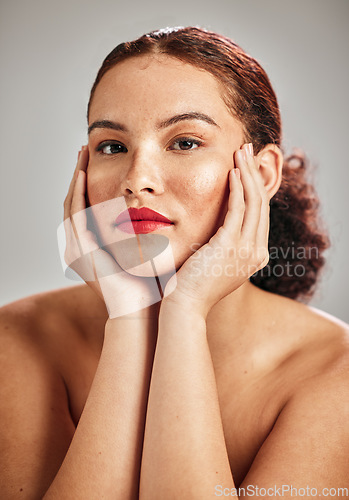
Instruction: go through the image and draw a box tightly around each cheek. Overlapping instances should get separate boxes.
[179,164,228,217]
[191,170,219,195]
[86,168,116,206]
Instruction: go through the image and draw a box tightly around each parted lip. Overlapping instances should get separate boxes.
[115,207,173,226]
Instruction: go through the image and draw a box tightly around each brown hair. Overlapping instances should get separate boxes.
[87,26,329,302]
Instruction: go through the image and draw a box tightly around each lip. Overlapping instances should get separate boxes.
[115,207,174,234]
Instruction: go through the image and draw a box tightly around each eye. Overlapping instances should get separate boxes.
[169,137,203,151]
[96,141,127,155]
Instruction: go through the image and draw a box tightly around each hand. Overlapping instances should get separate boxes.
[163,143,270,318]
[61,146,174,318]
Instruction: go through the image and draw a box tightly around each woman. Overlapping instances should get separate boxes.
[1,26,348,499]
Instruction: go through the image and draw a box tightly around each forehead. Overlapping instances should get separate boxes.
[89,54,234,125]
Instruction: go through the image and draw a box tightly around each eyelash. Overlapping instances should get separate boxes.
[95,136,203,155]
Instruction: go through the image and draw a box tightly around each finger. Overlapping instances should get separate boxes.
[70,171,86,256]
[221,167,245,238]
[237,146,263,240]
[63,151,82,222]
[71,170,99,255]
[71,170,87,216]
[66,168,99,280]
[256,193,270,253]
[63,147,89,264]
[63,146,89,222]
[70,154,93,250]
[62,146,101,283]
[244,144,268,199]
[66,146,89,214]
[242,145,270,250]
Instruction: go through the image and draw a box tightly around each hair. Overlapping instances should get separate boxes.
[87,26,329,302]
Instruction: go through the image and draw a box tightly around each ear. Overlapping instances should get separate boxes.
[255,144,283,200]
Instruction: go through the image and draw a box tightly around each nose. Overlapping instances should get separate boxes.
[120,149,165,198]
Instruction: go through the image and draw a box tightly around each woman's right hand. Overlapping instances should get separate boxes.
[62,146,173,318]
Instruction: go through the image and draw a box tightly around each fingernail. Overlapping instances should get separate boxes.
[247,143,254,156]
[233,168,240,179]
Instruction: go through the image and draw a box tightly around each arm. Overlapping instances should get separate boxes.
[44,311,158,499]
[140,302,234,499]
[0,308,158,500]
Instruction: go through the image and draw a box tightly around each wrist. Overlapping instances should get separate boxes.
[158,298,207,343]
[161,292,207,320]
[106,300,161,321]
[104,313,159,350]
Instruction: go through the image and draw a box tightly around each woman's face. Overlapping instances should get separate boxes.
[87,54,244,275]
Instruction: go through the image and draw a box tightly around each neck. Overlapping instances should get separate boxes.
[205,280,262,368]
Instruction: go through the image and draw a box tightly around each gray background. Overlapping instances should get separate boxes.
[1,0,348,321]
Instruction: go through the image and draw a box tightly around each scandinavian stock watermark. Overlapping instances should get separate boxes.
[189,242,319,279]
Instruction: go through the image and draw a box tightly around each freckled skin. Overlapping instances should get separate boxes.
[87,54,244,271]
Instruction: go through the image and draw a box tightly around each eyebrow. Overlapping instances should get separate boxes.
[157,112,220,130]
[88,111,220,135]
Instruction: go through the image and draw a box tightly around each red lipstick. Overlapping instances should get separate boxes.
[115,207,174,234]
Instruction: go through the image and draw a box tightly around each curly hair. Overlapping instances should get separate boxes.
[87,26,329,302]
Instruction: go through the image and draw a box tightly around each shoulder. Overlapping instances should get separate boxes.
[0,286,77,382]
[0,284,88,371]
[0,284,107,344]
[257,282,349,400]
[253,286,349,412]
[285,294,349,381]
[0,283,108,381]
[252,284,349,369]
[242,298,349,485]
[290,303,348,457]
[0,284,87,323]
[0,285,106,386]
[0,288,85,496]
[256,284,348,347]
[274,335,349,474]
[290,303,349,409]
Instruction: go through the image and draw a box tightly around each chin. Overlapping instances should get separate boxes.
[106,232,177,274]
[112,237,178,297]
[120,252,176,278]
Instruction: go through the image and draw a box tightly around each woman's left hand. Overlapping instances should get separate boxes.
[163,143,270,317]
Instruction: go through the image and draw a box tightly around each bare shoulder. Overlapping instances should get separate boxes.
[256,285,349,349]
[0,285,107,496]
[242,362,349,486]
[0,284,100,386]
[251,285,349,376]
[242,292,349,486]
[290,299,349,406]
[0,284,107,353]
[0,285,76,368]
[0,287,81,496]
[0,283,107,323]
[0,285,91,391]
[296,295,349,355]
[255,287,349,418]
